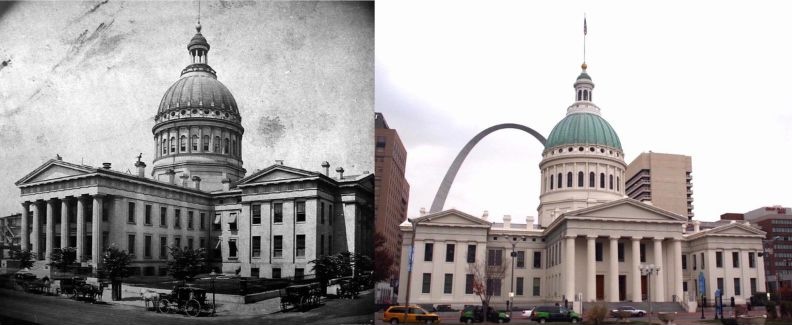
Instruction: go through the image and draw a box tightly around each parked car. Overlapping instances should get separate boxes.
[459,305,511,323]
[521,307,535,319]
[530,305,580,323]
[382,305,440,324]
[435,304,457,312]
[610,306,646,317]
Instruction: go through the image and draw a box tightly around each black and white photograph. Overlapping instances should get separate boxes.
[0,1,374,324]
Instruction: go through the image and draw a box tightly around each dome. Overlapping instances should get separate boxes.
[545,112,622,150]
[157,74,239,115]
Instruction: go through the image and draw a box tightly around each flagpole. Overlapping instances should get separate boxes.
[583,14,587,64]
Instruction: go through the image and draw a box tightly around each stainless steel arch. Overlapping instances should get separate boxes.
[429,123,547,213]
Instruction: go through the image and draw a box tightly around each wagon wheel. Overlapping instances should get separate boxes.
[158,298,173,314]
[185,299,201,317]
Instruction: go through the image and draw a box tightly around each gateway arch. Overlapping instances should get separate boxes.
[429,123,546,213]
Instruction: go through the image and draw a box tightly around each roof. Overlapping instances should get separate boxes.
[545,112,622,150]
[157,74,239,115]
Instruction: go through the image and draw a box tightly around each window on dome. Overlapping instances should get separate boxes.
[609,175,614,190]
[192,135,198,151]
[162,139,167,155]
[577,90,582,101]
[224,138,229,154]
[589,172,595,187]
[557,173,562,189]
[566,172,572,188]
[550,175,554,190]
[170,137,176,153]
[203,135,209,151]
[617,177,620,191]
[578,172,584,187]
[600,173,605,188]
[232,139,237,156]
[214,136,221,153]
[180,135,186,152]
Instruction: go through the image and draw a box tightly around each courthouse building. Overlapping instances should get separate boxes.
[398,63,766,308]
[13,23,373,278]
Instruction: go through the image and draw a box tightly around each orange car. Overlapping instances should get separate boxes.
[382,305,441,324]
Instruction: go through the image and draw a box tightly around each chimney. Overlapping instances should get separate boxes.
[419,207,426,216]
[134,161,146,178]
[503,215,511,228]
[179,174,189,187]
[681,224,687,234]
[525,215,535,225]
[335,167,344,179]
[192,176,201,190]
[102,162,112,170]
[166,169,176,184]
[221,178,231,191]
[482,210,489,221]
[275,160,284,165]
[693,221,701,232]
[321,161,330,176]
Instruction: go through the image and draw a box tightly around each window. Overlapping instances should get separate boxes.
[557,173,563,188]
[488,249,503,266]
[422,273,431,293]
[550,174,554,190]
[229,213,237,231]
[617,177,620,191]
[716,251,723,268]
[228,239,237,258]
[160,236,167,259]
[424,243,434,262]
[214,136,220,152]
[533,277,541,296]
[693,254,697,270]
[320,235,325,255]
[296,202,306,222]
[223,138,229,154]
[175,237,181,249]
[640,243,646,262]
[486,278,501,296]
[320,202,325,224]
[717,277,724,292]
[200,238,205,250]
[467,244,476,263]
[252,236,261,257]
[533,251,542,268]
[252,204,261,224]
[329,204,333,225]
[566,172,572,188]
[750,278,757,294]
[595,242,603,261]
[144,235,152,258]
[213,214,221,231]
[295,268,304,279]
[600,173,605,188]
[446,243,455,262]
[516,277,524,295]
[144,205,152,225]
[187,211,194,229]
[200,213,205,230]
[273,203,283,223]
[516,251,525,268]
[170,136,176,153]
[618,242,625,262]
[162,139,167,154]
[444,274,453,294]
[749,252,756,268]
[329,235,333,253]
[296,235,306,257]
[701,252,705,269]
[251,268,260,278]
[465,274,474,294]
[128,234,136,255]
[128,202,136,223]
[160,207,167,227]
[589,172,595,187]
[180,135,186,151]
[191,135,198,151]
[174,209,181,228]
[273,236,283,258]
[683,282,688,292]
[203,135,209,151]
[682,254,688,269]
[272,268,281,279]
[187,238,193,250]
[734,278,741,296]
[577,171,584,187]
[231,139,236,155]
[733,251,739,268]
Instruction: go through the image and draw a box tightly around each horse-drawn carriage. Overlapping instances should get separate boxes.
[336,277,359,299]
[279,283,322,312]
[158,285,214,317]
[58,277,106,302]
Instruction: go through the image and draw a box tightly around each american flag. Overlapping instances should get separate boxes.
[584,17,587,35]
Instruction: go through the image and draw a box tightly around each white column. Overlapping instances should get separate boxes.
[60,199,69,249]
[632,237,642,302]
[92,195,104,267]
[45,199,54,262]
[565,236,576,301]
[654,238,665,302]
[76,197,85,263]
[31,202,40,260]
[587,236,596,301]
[20,202,30,251]
[609,236,619,302]
[673,239,683,302]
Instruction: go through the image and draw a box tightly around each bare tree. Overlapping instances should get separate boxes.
[467,256,510,322]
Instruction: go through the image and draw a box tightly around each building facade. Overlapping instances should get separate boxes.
[626,152,694,220]
[398,63,766,309]
[742,206,792,291]
[13,23,373,279]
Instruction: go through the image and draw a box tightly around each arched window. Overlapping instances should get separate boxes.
[170,137,176,153]
[567,172,573,188]
[617,177,620,191]
[557,173,563,189]
[232,139,237,156]
[584,90,589,101]
[214,136,221,153]
[577,90,582,101]
[224,138,229,154]
[550,175,554,190]
[162,139,167,155]
[578,171,584,187]
[203,135,209,151]
[609,175,614,190]
[600,173,605,188]
[180,135,186,152]
[589,172,595,187]
[191,135,198,151]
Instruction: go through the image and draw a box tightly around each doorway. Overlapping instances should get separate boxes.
[619,275,627,301]
[641,275,648,301]
[596,275,605,300]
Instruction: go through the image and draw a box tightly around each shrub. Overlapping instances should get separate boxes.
[766,301,777,320]
[584,302,608,325]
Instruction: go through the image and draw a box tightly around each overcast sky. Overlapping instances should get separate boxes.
[376,0,792,224]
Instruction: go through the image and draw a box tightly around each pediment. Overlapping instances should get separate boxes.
[566,198,687,223]
[237,165,318,185]
[414,209,491,227]
[16,160,94,186]
[705,223,765,237]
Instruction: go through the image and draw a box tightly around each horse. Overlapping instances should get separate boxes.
[140,289,160,311]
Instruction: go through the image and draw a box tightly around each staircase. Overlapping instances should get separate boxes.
[583,301,686,313]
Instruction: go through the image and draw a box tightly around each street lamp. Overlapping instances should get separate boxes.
[508,236,524,315]
[639,264,661,325]
[209,270,217,316]
[403,218,424,324]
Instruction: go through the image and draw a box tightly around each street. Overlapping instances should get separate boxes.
[0,288,375,325]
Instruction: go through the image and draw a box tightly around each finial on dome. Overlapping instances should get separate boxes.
[196,21,202,33]
[581,62,587,70]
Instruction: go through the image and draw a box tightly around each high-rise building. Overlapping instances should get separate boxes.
[625,152,694,219]
[742,206,792,291]
[374,112,410,280]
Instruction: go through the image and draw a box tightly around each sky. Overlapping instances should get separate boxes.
[0,1,373,215]
[376,0,792,224]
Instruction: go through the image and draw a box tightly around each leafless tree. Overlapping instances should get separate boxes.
[467,257,510,322]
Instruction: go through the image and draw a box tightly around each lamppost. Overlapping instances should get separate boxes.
[639,264,660,325]
[209,270,217,316]
[508,236,524,315]
[403,218,421,324]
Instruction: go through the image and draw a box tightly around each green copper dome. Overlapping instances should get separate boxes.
[545,113,622,150]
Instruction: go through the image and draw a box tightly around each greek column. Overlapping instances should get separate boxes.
[609,236,619,302]
[31,202,40,260]
[45,199,55,262]
[653,238,665,302]
[76,196,85,263]
[60,198,69,249]
[92,195,104,266]
[631,237,642,302]
[21,202,30,251]
[565,236,576,301]
[673,239,683,302]
[587,236,596,301]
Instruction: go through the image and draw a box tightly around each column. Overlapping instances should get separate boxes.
[609,236,619,302]
[653,238,665,302]
[60,199,69,249]
[31,202,40,260]
[565,236,576,301]
[21,202,30,251]
[673,239,683,302]
[92,195,104,267]
[587,236,596,301]
[76,196,85,263]
[45,199,55,262]
[631,237,642,302]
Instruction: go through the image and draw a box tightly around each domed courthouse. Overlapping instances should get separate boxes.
[398,64,766,310]
[14,24,373,278]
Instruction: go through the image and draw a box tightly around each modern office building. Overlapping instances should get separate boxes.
[742,206,792,291]
[626,152,694,220]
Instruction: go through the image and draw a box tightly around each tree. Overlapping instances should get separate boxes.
[166,246,208,283]
[373,231,395,282]
[310,254,340,296]
[101,246,132,301]
[49,247,77,272]
[10,248,35,269]
[467,258,510,322]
